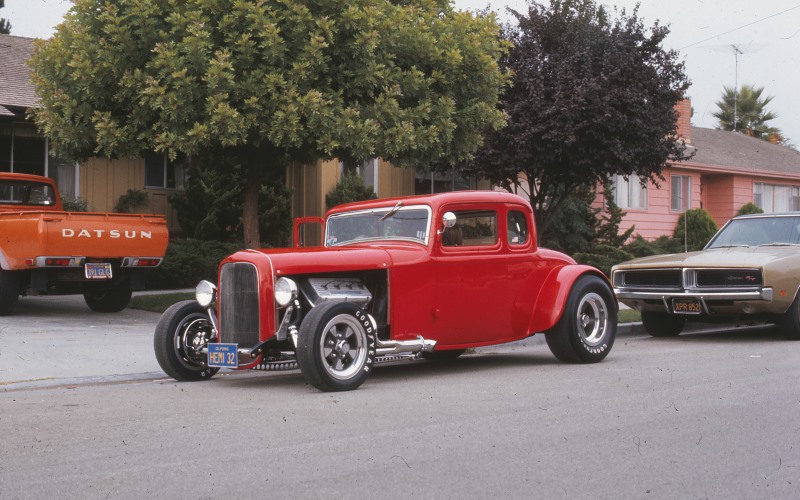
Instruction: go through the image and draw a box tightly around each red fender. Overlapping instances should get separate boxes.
[527,265,615,334]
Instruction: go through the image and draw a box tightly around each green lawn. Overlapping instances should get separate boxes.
[618,309,641,324]
[128,292,194,313]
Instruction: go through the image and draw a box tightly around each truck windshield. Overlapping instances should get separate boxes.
[0,181,56,207]
[325,206,431,246]
[707,216,800,248]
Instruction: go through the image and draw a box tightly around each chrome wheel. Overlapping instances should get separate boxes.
[576,292,609,347]
[319,314,369,381]
[154,301,219,381]
[175,313,214,370]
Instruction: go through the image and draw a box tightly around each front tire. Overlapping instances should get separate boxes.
[545,275,616,363]
[154,300,219,381]
[297,302,376,392]
[83,285,132,312]
[778,295,800,340]
[641,311,685,337]
[0,270,20,315]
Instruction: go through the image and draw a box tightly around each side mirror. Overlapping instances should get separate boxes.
[442,212,457,229]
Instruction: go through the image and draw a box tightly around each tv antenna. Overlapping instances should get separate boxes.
[732,44,743,131]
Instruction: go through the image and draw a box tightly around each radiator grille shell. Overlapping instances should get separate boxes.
[219,262,260,347]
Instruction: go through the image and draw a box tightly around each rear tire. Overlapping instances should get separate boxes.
[641,311,685,337]
[154,300,219,381]
[83,286,132,312]
[0,269,20,315]
[421,349,466,361]
[545,275,616,363]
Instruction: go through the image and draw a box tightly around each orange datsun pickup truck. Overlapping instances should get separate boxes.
[0,172,168,314]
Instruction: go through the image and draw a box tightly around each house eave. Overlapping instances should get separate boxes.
[670,160,800,182]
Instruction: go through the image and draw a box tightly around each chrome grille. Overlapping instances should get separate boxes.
[695,269,762,288]
[618,270,682,288]
[219,262,260,346]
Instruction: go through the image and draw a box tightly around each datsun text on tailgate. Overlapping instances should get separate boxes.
[154,192,617,392]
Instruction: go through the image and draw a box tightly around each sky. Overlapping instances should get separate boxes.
[3,0,800,145]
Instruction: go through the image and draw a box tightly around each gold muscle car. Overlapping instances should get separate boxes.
[611,213,800,339]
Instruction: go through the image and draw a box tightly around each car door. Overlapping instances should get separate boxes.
[431,204,514,346]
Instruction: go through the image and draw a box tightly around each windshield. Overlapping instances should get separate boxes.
[325,206,431,246]
[707,216,800,248]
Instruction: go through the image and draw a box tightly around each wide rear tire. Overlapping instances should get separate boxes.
[0,269,20,315]
[154,300,219,381]
[641,311,685,337]
[297,302,376,392]
[545,275,616,363]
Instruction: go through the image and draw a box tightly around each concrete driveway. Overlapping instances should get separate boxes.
[0,294,165,387]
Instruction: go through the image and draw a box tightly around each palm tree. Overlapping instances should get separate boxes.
[712,84,781,141]
[0,0,11,35]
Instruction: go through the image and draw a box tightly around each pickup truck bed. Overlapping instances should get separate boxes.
[0,172,168,314]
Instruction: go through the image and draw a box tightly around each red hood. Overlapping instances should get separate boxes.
[251,245,395,276]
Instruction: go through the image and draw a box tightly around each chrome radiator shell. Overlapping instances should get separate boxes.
[219,262,260,347]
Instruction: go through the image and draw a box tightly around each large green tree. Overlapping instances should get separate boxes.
[30,0,507,247]
[712,84,784,143]
[459,0,691,235]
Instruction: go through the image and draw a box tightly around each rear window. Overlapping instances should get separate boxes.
[0,181,56,206]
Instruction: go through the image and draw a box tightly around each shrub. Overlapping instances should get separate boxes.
[673,208,718,251]
[61,196,89,212]
[574,244,634,277]
[326,171,377,210]
[115,189,149,213]
[145,239,245,289]
[168,154,292,247]
[624,234,681,257]
[736,202,764,216]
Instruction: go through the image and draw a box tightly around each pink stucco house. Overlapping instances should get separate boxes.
[598,99,800,240]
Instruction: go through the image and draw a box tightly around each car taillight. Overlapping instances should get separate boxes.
[122,257,162,267]
[44,257,81,267]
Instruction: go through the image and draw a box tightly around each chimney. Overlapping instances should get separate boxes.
[675,98,692,144]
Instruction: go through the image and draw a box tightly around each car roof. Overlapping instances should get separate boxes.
[733,212,800,219]
[0,172,56,184]
[326,190,532,217]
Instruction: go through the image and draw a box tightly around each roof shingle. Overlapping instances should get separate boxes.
[0,34,38,109]
[682,126,800,175]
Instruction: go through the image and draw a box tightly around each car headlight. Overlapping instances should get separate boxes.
[195,280,217,308]
[275,277,298,307]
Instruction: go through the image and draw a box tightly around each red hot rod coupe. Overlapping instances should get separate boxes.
[154,192,617,391]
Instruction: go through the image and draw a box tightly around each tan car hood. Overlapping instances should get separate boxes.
[613,246,799,270]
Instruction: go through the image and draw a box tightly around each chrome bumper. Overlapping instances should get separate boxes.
[614,288,773,302]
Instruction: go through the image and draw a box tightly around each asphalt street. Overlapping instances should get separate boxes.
[1,294,799,499]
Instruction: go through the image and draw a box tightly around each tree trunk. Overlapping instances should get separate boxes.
[242,153,262,249]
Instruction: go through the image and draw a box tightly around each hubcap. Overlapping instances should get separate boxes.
[175,314,212,369]
[576,292,608,346]
[320,314,368,381]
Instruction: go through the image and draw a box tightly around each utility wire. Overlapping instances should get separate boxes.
[679,3,800,50]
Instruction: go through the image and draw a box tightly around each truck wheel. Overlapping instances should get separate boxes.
[154,300,219,381]
[83,287,132,312]
[641,311,685,337]
[545,275,616,363]
[778,295,800,340]
[297,302,376,392]
[0,270,20,315]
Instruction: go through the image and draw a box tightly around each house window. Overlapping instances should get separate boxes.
[340,158,377,194]
[671,175,692,211]
[611,175,647,209]
[754,183,800,212]
[145,152,183,189]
